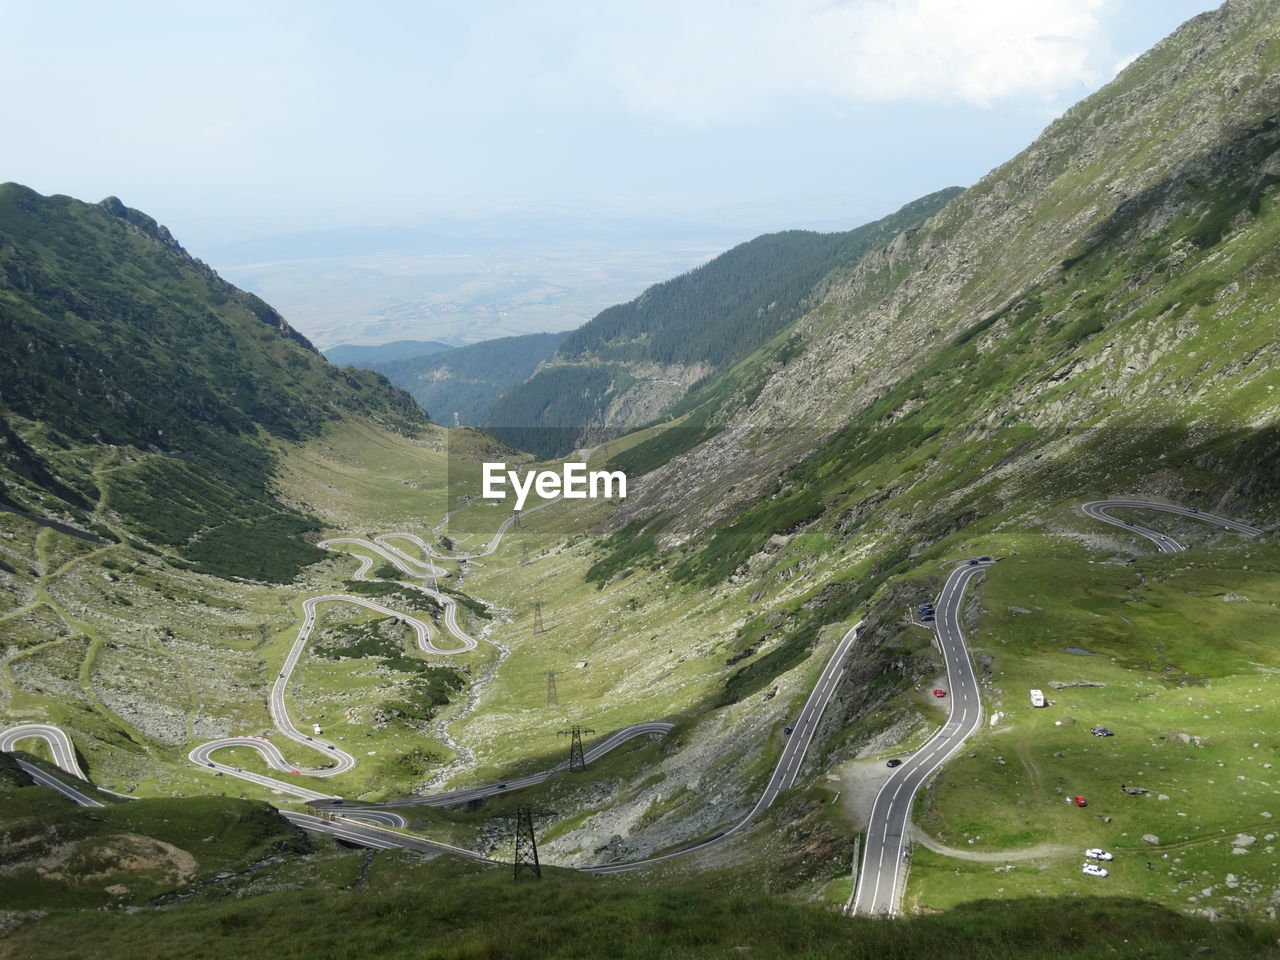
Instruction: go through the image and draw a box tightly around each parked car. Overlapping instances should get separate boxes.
[1082,863,1109,877]
[933,689,947,698]
[1085,848,1113,861]
[1073,796,1088,807]
[921,613,935,623]
[977,555,993,562]
[886,758,903,768]
[1091,726,1114,737]
[784,726,794,735]
[967,559,979,565]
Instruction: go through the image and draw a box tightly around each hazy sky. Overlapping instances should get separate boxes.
[5,0,1214,251]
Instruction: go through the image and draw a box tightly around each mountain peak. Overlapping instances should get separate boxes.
[98,193,186,254]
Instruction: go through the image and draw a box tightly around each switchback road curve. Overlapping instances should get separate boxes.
[186,528,501,799]
[0,724,102,807]
[1081,500,1263,552]
[15,500,1253,878]
[3,625,860,873]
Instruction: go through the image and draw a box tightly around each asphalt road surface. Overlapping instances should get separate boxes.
[0,724,104,806]
[319,721,676,814]
[850,560,992,916]
[188,529,492,796]
[280,811,494,861]
[1082,499,1263,552]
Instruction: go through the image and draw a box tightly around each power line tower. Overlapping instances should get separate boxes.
[512,510,522,530]
[559,725,595,772]
[522,542,530,567]
[532,601,546,635]
[511,805,542,880]
[545,670,561,708]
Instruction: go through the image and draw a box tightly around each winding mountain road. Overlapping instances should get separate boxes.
[1081,499,1263,551]
[0,724,102,807]
[583,621,862,874]
[850,559,992,916]
[850,499,1265,916]
[184,525,509,799]
[7,498,1262,887]
[362,721,677,810]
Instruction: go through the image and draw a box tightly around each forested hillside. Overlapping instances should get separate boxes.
[323,339,454,367]
[367,331,567,427]
[0,183,427,581]
[485,189,961,457]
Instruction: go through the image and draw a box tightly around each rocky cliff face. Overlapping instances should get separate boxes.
[616,0,1280,548]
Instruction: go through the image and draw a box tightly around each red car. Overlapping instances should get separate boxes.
[1074,796,1088,807]
[933,689,947,698]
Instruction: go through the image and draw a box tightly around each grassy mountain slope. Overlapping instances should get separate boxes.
[485,189,960,457]
[609,0,1280,571]
[6,0,1280,937]
[508,0,1280,912]
[1,752,1276,960]
[0,183,427,581]
[366,330,568,427]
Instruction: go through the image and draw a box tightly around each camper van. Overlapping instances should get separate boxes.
[1030,689,1046,708]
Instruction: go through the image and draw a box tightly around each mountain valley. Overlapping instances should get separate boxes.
[3,2,1280,957]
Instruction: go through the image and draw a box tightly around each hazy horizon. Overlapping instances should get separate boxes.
[5,1,1217,344]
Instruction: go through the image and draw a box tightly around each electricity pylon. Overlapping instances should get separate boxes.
[545,670,561,708]
[559,724,595,772]
[511,805,543,880]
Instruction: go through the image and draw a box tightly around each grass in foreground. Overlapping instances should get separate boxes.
[4,849,1278,960]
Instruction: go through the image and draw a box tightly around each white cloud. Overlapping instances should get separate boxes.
[470,0,1110,125]
[813,0,1107,106]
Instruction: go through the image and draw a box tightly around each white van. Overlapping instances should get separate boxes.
[1030,689,1046,708]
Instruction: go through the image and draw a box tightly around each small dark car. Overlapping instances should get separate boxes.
[886,758,903,768]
